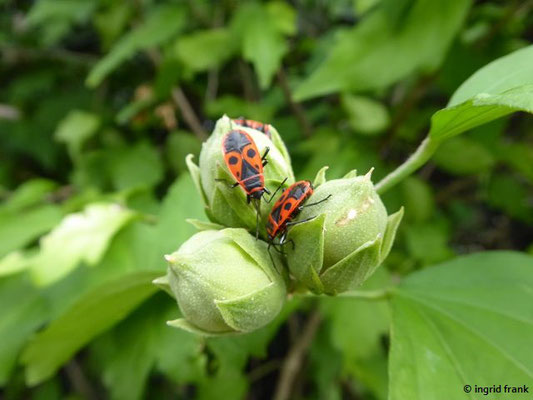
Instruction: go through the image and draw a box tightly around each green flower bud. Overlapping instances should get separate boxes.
[286,168,404,295]
[160,228,287,336]
[186,115,294,235]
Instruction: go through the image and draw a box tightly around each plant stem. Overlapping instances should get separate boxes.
[375,136,440,194]
[337,288,391,300]
[296,288,391,300]
[273,311,321,400]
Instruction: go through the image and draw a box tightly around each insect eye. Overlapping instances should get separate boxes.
[247,149,256,158]
[229,156,239,165]
[284,202,292,210]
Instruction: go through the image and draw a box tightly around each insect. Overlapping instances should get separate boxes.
[220,129,271,238]
[266,180,331,251]
[232,117,272,139]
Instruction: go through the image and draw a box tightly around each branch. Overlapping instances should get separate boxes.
[277,68,313,138]
[171,88,208,140]
[146,49,208,140]
[273,311,322,400]
[65,360,99,400]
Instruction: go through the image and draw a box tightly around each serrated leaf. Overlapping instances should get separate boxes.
[232,4,288,89]
[389,251,533,400]
[321,269,391,399]
[295,0,471,100]
[91,297,182,400]
[174,29,236,72]
[31,203,136,286]
[21,270,161,386]
[86,5,185,87]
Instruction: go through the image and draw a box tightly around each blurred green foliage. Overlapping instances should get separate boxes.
[0,0,532,399]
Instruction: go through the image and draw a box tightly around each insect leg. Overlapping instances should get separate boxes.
[298,194,332,210]
[261,146,270,167]
[285,216,317,226]
[215,178,239,189]
[264,177,288,203]
[278,231,295,251]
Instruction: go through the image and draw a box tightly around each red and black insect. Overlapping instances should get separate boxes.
[266,180,331,251]
[220,129,271,237]
[232,117,272,139]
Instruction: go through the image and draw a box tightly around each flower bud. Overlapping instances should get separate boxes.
[159,228,286,336]
[286,169,403,295]
[186,115,294,235]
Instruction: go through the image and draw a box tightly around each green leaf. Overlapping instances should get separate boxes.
[91,297,177,400]
[266,1,297,36]
[389,251,533,400]
[165,132,201,174]
[433,136,495,175]
[21,270,161,386]
[487,174,533,224]
[174,29,236,72]
[232,4,288,89]
[0,204,62,258]
[86,4,185,87]
[401,177,434,223]
[0,179,57,214]
[321,269,391,399]
[0,274,48,385]
[154,174,206,265]
[0,250,35,277]
[109,142,164,191]
[405,221,453,265]
[54,110,100,158]
[341,94,390,135]
[294,0,471,100]
[26,0,95,45]
[429,85,533,142]
[155,314,206,384]
[449,45,533,107]
[31,203,136,286]
[93,3,132,51]
[376,46,533,194]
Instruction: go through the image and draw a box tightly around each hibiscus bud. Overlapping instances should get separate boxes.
[286,169,403,294]
[159,228,287,336]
